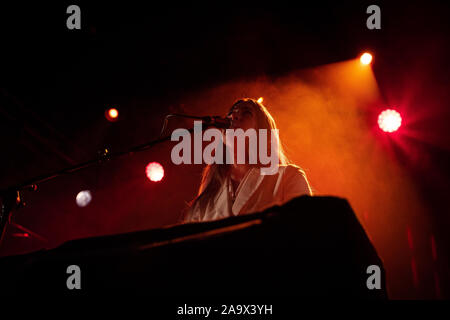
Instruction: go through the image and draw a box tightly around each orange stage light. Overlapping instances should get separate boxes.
[105,108,119,122]
[360,52,373,65]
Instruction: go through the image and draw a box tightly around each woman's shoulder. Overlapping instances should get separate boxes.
[278,164,312,196]
[278,164,307,176]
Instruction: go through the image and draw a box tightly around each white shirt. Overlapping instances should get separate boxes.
[185,164,312,222]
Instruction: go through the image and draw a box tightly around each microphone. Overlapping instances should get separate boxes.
[200,116,232,129]
[159,114,232,138]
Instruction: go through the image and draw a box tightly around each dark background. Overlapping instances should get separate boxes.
[0,1,449,299]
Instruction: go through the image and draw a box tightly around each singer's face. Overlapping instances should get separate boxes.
[227,102,258,131]
[225,102,259,164]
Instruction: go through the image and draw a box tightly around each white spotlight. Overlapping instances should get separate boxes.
[76,190,92,207]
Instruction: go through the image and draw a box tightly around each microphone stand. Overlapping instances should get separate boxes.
[0,115,216,249]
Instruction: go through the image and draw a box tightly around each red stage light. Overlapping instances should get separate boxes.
[12,233,29,238]
[378,109,402,132]
[146,162,164,182]
[105,108,119,122]
[360,52,373,65]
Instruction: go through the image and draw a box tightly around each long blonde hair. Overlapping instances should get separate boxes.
[186,98,290,217]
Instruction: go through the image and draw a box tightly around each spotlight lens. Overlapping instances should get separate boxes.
[109,108,118,118]
[146,162,164,182]
[360,53,373,65]
[378,109,402,132]
[76,190,92,207]
[105,108,119,121]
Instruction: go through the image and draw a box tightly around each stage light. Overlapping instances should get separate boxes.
[146,162,164,182]
[360,52,373,65]
[257,97,264,103]
[109,108,118,118]
[76,190,92,207]
[12,233,29,238]
[105,108,119,122]
[378,109,402,132]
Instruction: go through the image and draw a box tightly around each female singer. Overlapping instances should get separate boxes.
[183,98,312,222]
